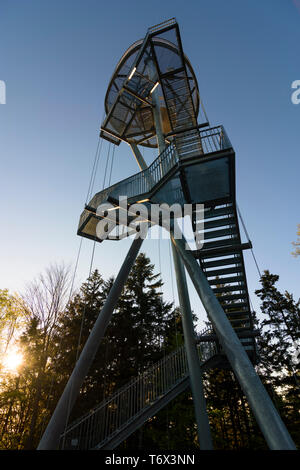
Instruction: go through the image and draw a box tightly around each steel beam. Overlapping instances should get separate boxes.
[171,243,213,449]
[169,224,296,450]
[130,143,148,171]
[38,235,144,450]
[149,68,213,449]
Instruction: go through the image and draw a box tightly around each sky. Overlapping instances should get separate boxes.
[0,0,299,330]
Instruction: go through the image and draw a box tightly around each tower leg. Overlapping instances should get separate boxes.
[38,236,144,450]
[170,225,296,450]
[171,243,213,449]
[148,72,213,449]
[130,143,148,172]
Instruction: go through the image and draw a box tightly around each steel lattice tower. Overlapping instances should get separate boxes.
[38,19,296,451]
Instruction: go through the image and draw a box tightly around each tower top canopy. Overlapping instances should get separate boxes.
[100,19,203,148]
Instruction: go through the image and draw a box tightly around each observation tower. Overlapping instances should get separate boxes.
[38,19,296,451]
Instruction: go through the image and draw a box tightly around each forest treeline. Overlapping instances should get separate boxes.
[0,253,299,450]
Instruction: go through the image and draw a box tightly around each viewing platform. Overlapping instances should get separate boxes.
[78,125,233,241]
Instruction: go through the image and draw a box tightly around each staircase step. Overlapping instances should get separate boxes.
[175,130,199,139]
[167,92,192,100]
[222,301,249,311]
[166,94,191,102]
[176,137,201,146]
[193,242,252,259]
[213,284,246,294]
[204,216,236,230]
[227,318,250,325]
[240,340,255,347]
[202,257,242,268]
[226,310,251,318]
[166,83,189,91]
[168,104,192,112]
[168,106,194,115]
[216,293,248,302]
[176,140,201,149]
[169,114,191,122]
[233,326,252,333]
[208,275,245,285]
[203,227,237,240]
[175,133,199,141]
[205,266,242,277]
[165,86,189,95]
[172,117,194,125]
[177,142,202,153]
[176,135,200,143]
[194,205,234,220]
[234,328,253,334]
[228,316,250,323]
[202,237,239,250]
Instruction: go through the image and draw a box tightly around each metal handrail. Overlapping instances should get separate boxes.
[87,126,231,213]
[148,18,177,34]
[60,330,217,450]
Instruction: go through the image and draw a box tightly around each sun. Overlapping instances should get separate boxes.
[3,349,23,372]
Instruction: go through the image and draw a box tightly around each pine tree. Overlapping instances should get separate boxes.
[255,271,300,388]
[255,270,300,447]
[50,254,177,428]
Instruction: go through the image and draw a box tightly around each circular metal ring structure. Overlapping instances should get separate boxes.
[104,37,200,148]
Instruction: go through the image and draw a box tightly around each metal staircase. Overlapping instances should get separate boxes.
[160,68,203,156]
[192,203,257,361]
[78,125,256,362]
[59,332,217,450]
[78,125,231,242]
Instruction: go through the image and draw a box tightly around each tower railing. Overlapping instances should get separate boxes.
[59,331,217,450]
[148,18,177,34]
[86,126,232,214]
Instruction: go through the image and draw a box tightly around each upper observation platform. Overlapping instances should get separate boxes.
[100,18,208,148]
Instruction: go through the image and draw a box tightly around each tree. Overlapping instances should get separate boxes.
[49,253,177,431]
[0,290,24,358]
[48,268,108,419]
[3,258,299,450]
[17,264,70,449]
[0,291,29,449]
[255,271,300,381]
[203,367,266,450]
[255,271,300,447]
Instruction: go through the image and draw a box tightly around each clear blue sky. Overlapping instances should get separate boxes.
[0,0,299,329]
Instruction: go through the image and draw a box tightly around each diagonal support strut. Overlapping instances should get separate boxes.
[169,222,296,450]
[38,235,144,450]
